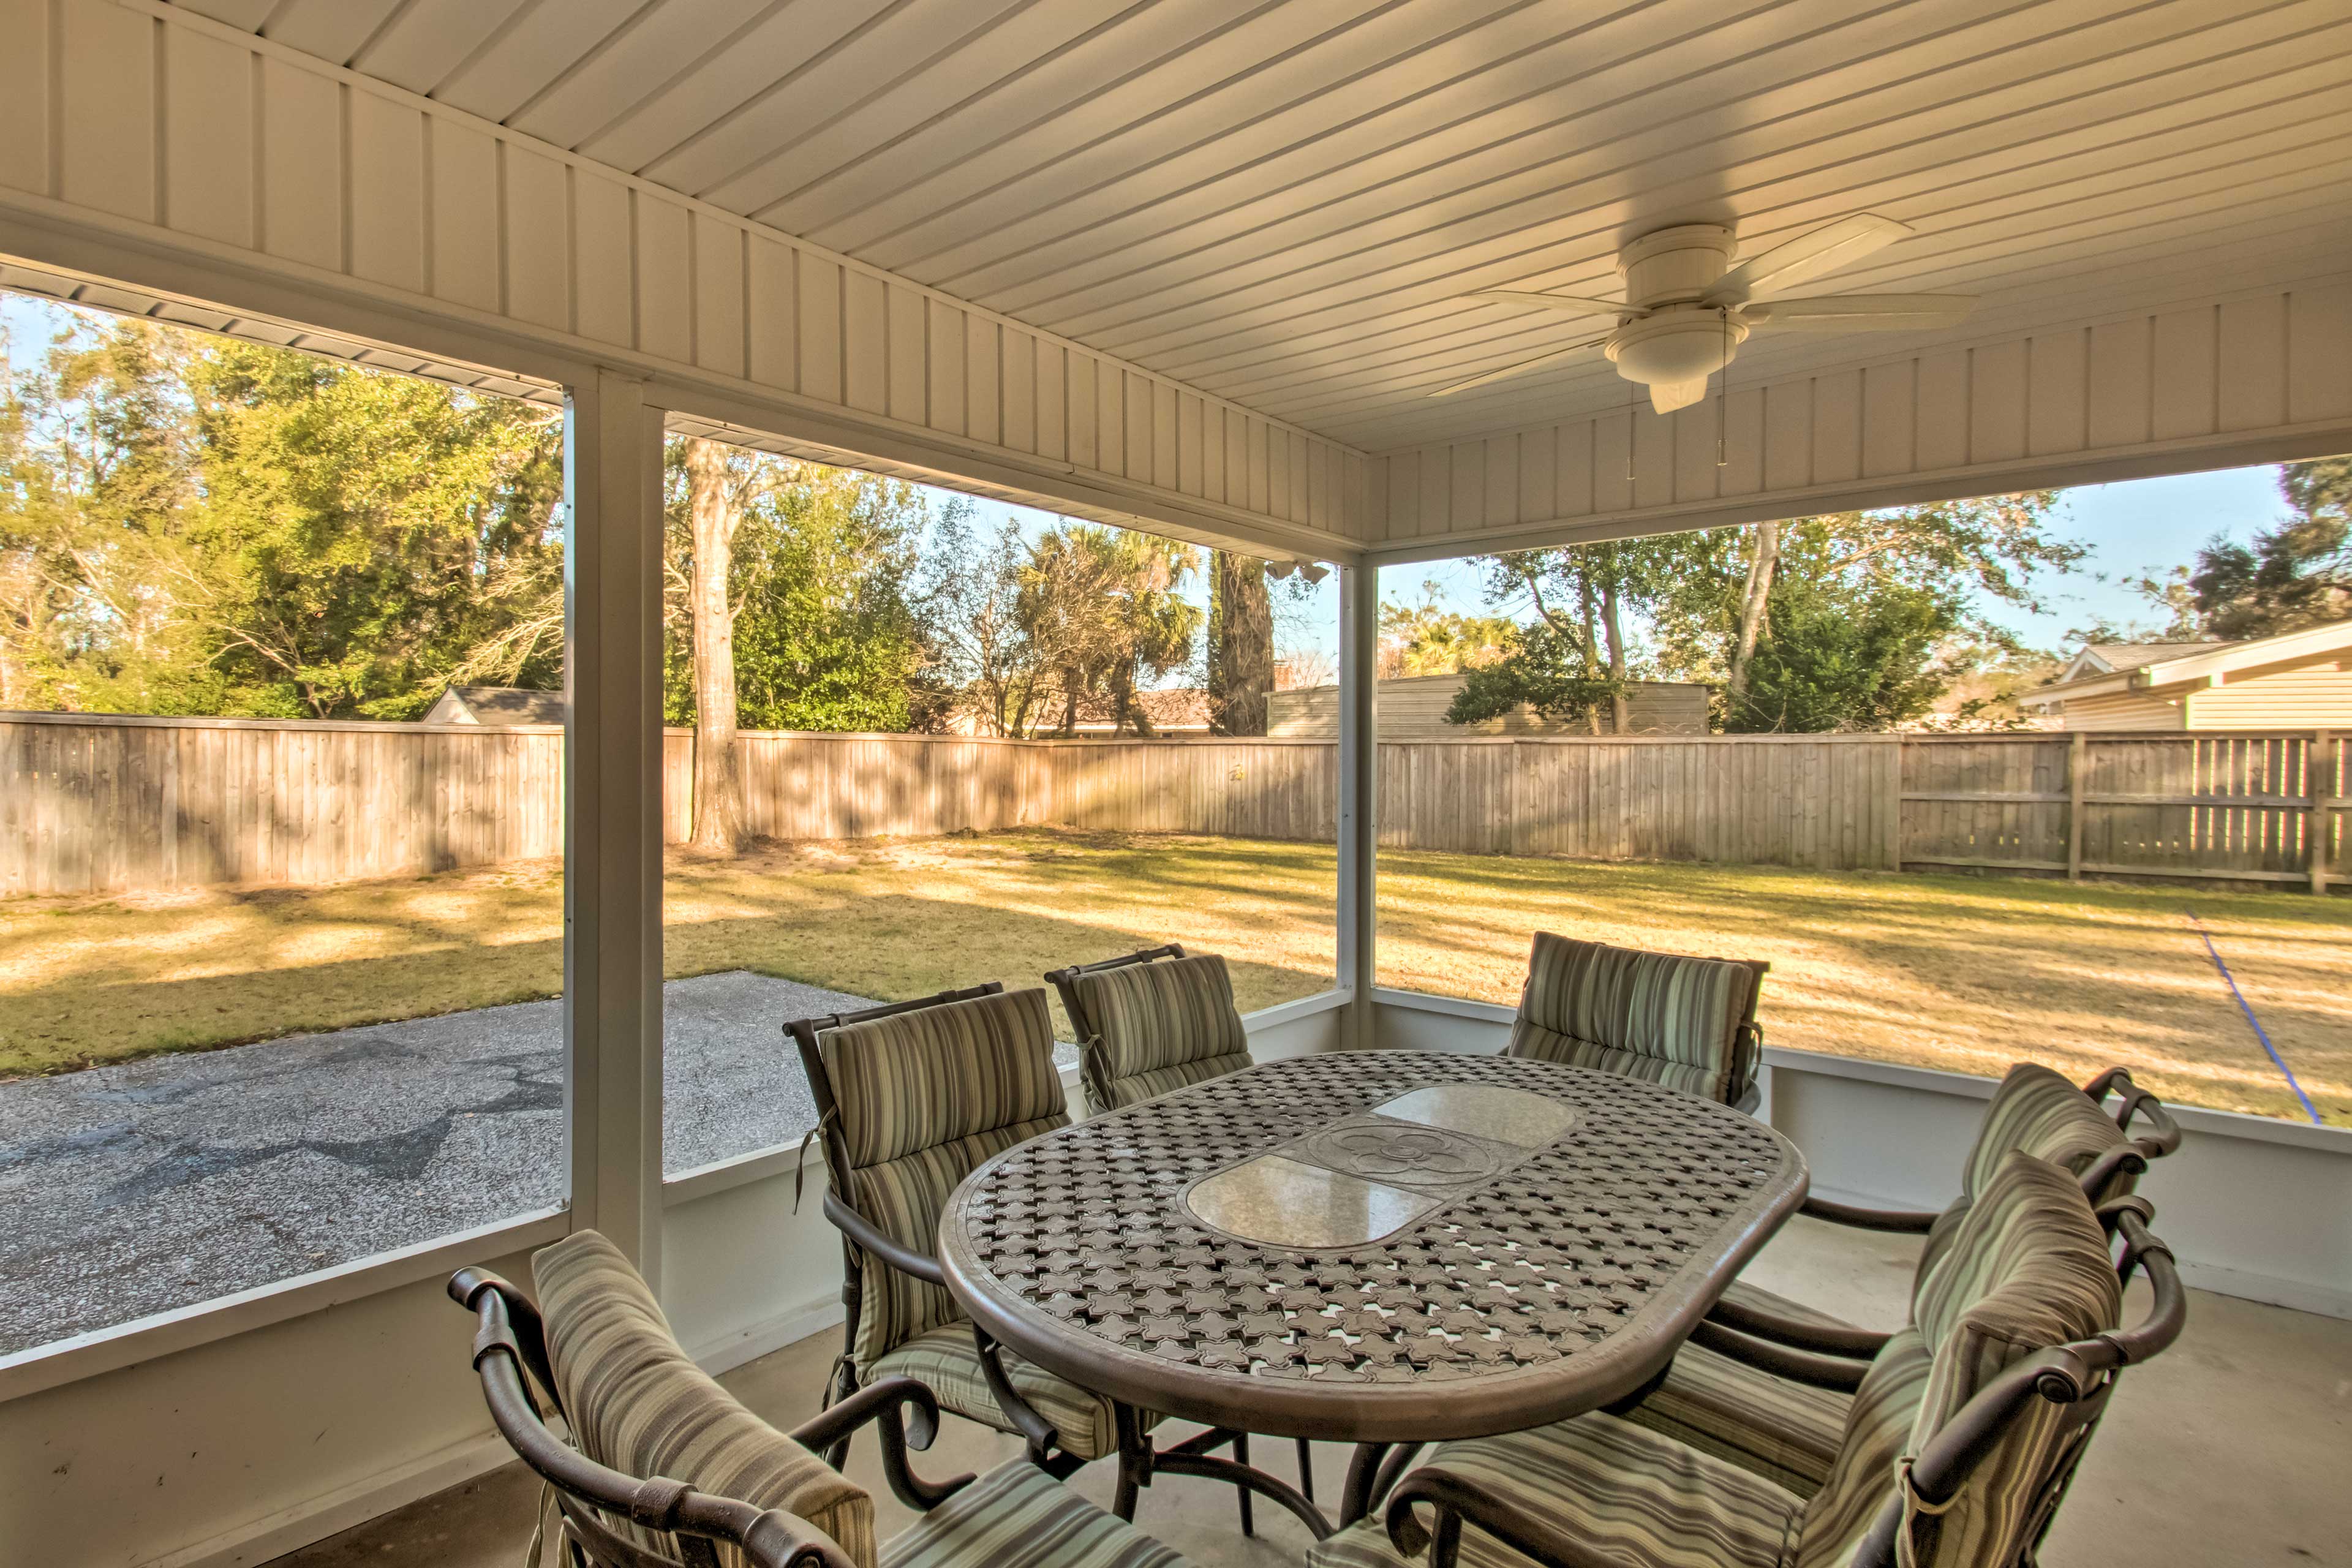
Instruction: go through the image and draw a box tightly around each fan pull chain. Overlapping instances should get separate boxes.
[1626,375,1638,489]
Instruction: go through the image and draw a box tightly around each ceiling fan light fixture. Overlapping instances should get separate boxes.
[1605,311,1750,390]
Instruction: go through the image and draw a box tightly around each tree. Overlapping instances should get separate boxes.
[1015,524,1202,736]
[1377,589,1517,678]
[1448,540,1679,732]
[1206,551,1274,735]
[2175,458,2351,639]
[663,443,932,846]
[1447,492,2076,734]
[914,507,1039,736]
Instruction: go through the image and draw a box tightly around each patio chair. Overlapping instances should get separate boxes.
[1504,931,1768,1111]
[1619,1061,2182,1499]
[1046,944,1316,1500]
[786,984,1257,1528]
[449,1229,1191,1568]
[1310,1150,2185,1568]
[1044,944,1253,1118]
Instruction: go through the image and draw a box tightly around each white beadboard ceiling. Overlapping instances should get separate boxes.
[176,0,2352,453]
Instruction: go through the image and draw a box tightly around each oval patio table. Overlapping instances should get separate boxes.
[938,1050,1809,1537]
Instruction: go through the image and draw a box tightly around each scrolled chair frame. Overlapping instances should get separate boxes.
[449,1267,971,1568]
[1381,1204,2186,1568]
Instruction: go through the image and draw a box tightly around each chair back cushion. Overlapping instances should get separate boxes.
[816,987,1068,1366]
[1796,1152,2121,1568]
[1071,952,1252,1115]
[1506,932,1762,1104]
[534,1229,877,1568]
[1916,1063,2134,1281]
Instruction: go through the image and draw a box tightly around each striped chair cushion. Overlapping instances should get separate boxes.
[1306,1413,1803,1568]
[819,989,1068,1169]
[533,1230,877,1568]
[1798,1153,2121,1568]
[1914,1064,2133,1283]
[1616,1340,1853,1497]
[846,1117,1065,1369]
[1071,954,1252,1115]
[880,1456,1189,1568]
[867,1322,1158,1462]
[1507,932,1760,1106]
[1789,1329,1935,1568]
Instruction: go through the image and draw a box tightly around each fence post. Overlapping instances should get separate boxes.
[2067,731,2087,882]
[1887,734,1904,873]
[2312,729,2336,896]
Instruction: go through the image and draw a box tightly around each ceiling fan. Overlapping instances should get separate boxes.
[1432,215,1975,413]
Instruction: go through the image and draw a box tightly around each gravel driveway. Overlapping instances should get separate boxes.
[0,971,891,1355]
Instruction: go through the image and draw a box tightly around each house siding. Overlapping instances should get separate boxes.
[2185,665,2352,729]
[2054,690,2187,731]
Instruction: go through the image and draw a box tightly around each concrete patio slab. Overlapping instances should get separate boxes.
[0,971,901,1355]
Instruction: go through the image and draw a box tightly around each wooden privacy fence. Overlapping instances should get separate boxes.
[3,711,2342,895]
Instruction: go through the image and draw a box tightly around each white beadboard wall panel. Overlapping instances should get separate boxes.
[1369,279,2352,557]
[0,0,1364,562]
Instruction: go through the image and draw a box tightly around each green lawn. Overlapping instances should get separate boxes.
[2,829,2344,1125]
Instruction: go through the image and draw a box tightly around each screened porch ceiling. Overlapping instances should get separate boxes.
[160,0,2352,457]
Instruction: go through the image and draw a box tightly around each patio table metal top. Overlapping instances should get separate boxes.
[938,1050,1807,1446]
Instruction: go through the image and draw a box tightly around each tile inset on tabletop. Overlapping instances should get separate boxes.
[1373,1084,1580,1148]
[1184,1154,1439,1249]
[1294,1118,1510,1191]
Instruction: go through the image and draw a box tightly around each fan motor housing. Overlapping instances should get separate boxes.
[1616,223,1736,306]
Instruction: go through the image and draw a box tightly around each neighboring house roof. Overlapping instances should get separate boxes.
[2022,620,2352,706]
[2056,641,2215,683]
[424,684,566,725]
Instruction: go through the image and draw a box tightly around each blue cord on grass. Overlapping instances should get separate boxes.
[2187,908,2321,1125]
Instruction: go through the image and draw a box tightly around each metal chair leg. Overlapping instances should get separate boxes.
[1234,1431,1254,1536]
[1297,1437,1315,1501]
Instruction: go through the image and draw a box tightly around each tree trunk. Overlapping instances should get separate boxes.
[1208,551,1275,736]
[1578,575,1603,734]
[1598,551,1630,735]
[685,439,745,853]
[1727,519,1781,721]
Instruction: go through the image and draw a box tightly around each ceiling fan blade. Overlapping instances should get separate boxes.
[1463,289,1641,318]
[1428,334,1613,398]
[1647,378,1709,415]
[1704,214,1912,304]
[1740,293,1977,330]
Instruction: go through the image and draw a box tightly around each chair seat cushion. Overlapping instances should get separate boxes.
[1308,1415,1803,1568]
[880,1458,1189,1568]
[868,1322,1155,1462]
[1614,1339,1853,1498]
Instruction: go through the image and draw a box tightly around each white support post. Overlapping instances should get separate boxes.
[1336,561,1381,1051]
[563,369,668,1284]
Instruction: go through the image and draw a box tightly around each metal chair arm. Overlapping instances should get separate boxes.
[1800,1193,1941,1233]
[821,1191,948,1288]
[1707,1293,1893,1360]
[1686,1320,1872,1392]
[790,1377,974,1510]
[968,1323,1067,1463]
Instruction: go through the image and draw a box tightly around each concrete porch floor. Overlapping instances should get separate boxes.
[270,1217,2351,1568]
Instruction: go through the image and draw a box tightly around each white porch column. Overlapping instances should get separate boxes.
[1336,560,1381,1050]
[563,369,668,1283]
